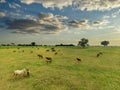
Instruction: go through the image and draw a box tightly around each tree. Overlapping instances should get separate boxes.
[31,42,36,46]
[78,38,89,48]
[101,40,109,46]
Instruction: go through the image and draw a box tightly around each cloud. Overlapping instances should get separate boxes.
[68,19,90,29]
[39,13,54,19]
[6,19,39,29]
[37,13,68,33]
[68,19,110,30]
[55,15,68,21]
[93,20,109,26]
[114,26,120,33]
[24,15,37,21]
[0,0,6,3]
[8,3,21,9]
[112,9,120,18]
[5,13,68,34]
[102,15,110,19]
[21,0,72,9]
[20,0,120,11]
[0,12,6,18]
[73,0,120,11]
[6,12,21,18]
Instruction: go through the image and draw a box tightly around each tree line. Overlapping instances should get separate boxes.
[0,38,110,47]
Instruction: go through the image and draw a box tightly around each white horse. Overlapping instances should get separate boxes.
[13,68,30,77]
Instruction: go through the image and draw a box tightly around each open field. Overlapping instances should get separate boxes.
[0,46,120,90]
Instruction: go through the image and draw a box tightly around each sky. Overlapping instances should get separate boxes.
[0,0,120,46]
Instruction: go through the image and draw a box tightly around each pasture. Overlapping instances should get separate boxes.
[0,46,120,90]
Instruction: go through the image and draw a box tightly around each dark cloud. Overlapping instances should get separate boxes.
[93,21,101,25]
[68,19,110,30]
[39,13,53,19]
[69,20,79,24]
[4,13,68,34]
[68,19,90,28]
[93,20,109,26]
[5,19,39,29]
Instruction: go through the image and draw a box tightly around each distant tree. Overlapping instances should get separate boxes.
[60,44,63,46]
[55,44,75,46]
[31,42,36,46]
[1,44,6,46]
[7,44,10,46]
[17,44,22,46]
[101,40,109,46]
[78,38,89,48]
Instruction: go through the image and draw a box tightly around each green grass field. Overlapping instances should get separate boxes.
[0,46,120,90]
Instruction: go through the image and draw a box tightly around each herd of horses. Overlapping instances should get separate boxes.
[12,47,103,78]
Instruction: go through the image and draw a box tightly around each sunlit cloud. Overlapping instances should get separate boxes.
[0,12,6,18]
[73,0,120,11]
[21,0,72,10]
[20,0,120,11]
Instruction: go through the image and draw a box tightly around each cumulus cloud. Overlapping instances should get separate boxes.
[21,0,72,9]
[68,19,110,30]
[0,12,6,17]
[37,13,68,33]
[5,13,68,34]
[20,0,120,11]
[73,0,120,11]
[68,19,90,29]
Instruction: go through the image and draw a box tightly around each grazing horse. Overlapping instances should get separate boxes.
[52,49,55,52]
[76,58,81,61]
[37,54,43,59]
[96,52,103,57]
[54,52,58,55]
[46,50,49,52]
[13,68,30,77]
[45,57,52,64]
